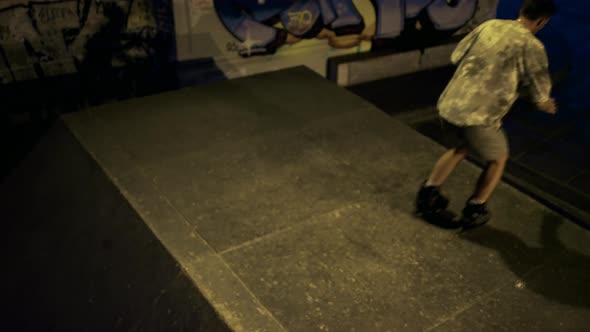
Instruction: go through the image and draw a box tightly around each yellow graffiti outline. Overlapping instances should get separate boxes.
[287,10,313,33]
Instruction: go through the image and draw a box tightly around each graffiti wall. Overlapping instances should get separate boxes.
[0,0,175,84]
[174,0,498,79]
[0,0,499,84]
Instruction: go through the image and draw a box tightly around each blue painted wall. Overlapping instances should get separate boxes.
[497,0,590,142]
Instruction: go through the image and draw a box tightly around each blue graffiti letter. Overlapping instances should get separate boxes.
[426,0,478,30]
[371,0,478,39]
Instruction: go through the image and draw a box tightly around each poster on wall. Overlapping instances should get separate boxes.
[0,0,174,84]
[175,0,498,79]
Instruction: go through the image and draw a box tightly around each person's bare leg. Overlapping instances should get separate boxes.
[471,155,508,203]
[426,148,468,187]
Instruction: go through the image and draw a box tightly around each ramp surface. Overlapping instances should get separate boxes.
[3,66,590,331]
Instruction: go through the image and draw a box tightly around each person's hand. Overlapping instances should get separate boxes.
[536,98,558,115]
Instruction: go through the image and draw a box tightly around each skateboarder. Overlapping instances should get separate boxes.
[416,0,558,228]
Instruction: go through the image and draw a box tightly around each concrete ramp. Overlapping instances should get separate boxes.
[3,66,590,331]
[2,119,230,331]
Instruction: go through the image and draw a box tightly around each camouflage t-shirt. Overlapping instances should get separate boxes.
[438,19,552,129]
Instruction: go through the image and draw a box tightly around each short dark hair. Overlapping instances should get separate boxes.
[520,0,558,20]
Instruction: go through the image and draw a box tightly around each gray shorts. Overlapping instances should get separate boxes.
[440,119,509,161]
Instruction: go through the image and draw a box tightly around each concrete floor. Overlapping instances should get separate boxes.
[50,66,590,331]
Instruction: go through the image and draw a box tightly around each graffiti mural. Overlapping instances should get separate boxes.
[0,0,174,84]
[214,0,478,57]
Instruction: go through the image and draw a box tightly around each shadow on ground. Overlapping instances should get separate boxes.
[458,214,590,309]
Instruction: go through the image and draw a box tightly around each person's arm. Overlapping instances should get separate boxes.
[522,39,557,114]
[450,21,488,64]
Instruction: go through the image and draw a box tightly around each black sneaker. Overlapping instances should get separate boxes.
[416,181,449,215]
[461,199,491,229]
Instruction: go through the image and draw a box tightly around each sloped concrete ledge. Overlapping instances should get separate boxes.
[1,120,233,332]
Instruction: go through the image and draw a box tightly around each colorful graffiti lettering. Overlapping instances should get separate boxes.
[214,0,478,57]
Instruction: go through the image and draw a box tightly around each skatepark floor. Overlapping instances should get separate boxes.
[4,66,590,331]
